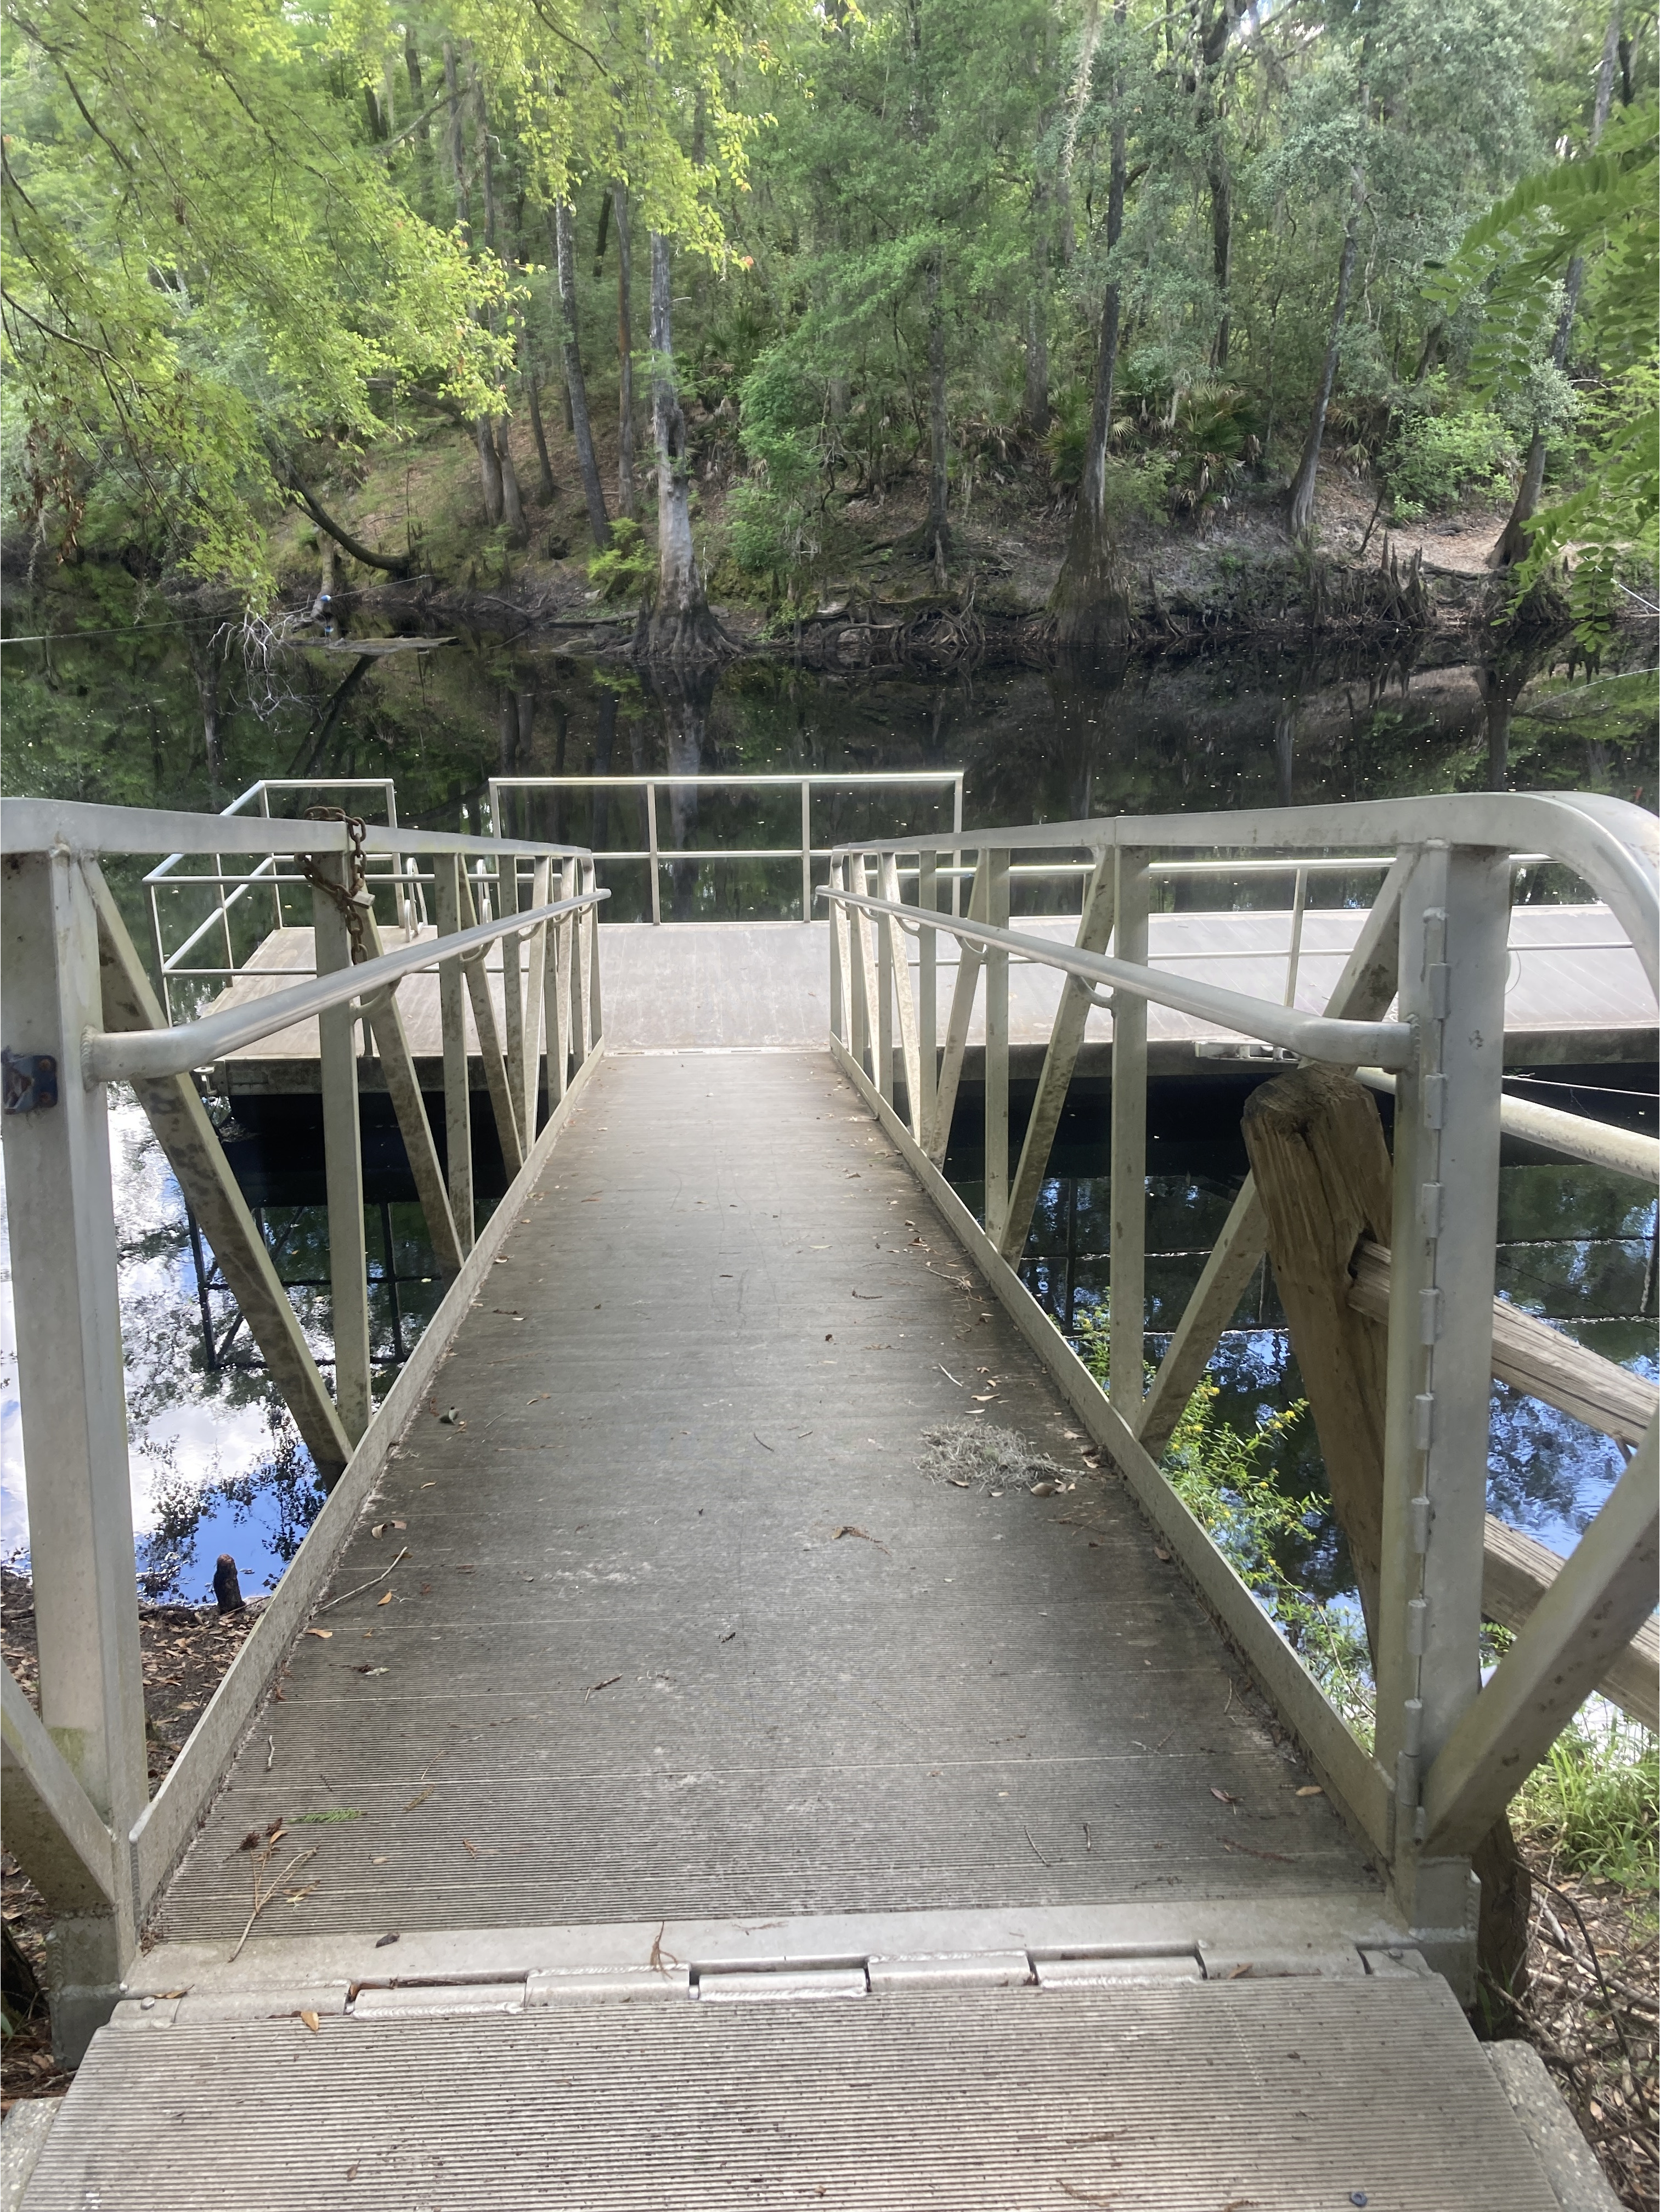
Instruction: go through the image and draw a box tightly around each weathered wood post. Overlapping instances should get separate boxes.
[1243,1063,1530,1999]
[1241,1066,1393,1647]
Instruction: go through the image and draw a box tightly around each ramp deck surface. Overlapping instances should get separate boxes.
[160,1048,1370,1946]
[24,1978,1561,2211]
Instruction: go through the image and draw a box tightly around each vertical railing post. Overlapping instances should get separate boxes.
[951,776,964,918]
[519,857,552,1140]
[584,856,604,1049]
[828,857,846,1043]
[917,849,939,1153]
[1284,864,1309,1008]
[879,852,923,1138]
[545,860,574,1106]
[501,855,527,1133]
[570,857,592,1071]
[1375,842,1513,1972]
[310,853,372,1443]
[646,782,662,926]
[1109,846,1149,1420]
[983,850,1010,1244]
[849,855,872,1076]
[433,855,472,1256]
[1,849,145,2061]
[800,781,812,924]
[877,855,895,1107]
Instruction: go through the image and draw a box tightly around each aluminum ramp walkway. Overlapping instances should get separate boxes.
[12,1051,1608,2210]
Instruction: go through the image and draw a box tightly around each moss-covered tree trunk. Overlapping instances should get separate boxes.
[554,202,612,551]
[1051,13,1131,656]
[1287,69,1367,543]
[614,182,638,522]
[641,230,722,662]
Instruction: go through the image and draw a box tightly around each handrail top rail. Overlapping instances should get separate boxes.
[83,887,607,1086]
[0,797,594,865]
[828,791,1659,998]
[822,884,1417,1069]
[827,791,1657,864]
[489,771,965,788]
[220,774,398,819]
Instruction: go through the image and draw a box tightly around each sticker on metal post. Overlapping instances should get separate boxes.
[1,1050,58,1114]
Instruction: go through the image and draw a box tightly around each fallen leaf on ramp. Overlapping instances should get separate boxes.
[304,1629,334,1640]
[1210,1787,1241,1805]
[1296,1785,1323,1797]
[831,1526,891,1556]
[377,1592,394,1607]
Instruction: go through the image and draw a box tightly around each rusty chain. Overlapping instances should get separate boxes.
[297,806,372,966]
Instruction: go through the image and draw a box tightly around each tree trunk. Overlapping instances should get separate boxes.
[1210,148,1233,369]
[1055,0,1103,268]
[554,202,612,550]
[925,250,951,582]
[495,416,526,543]
[614,182,637,521]
[1286,181,1361,541]
[642,230,722,662]
[442,43,467,236]
[1051,18,1131,656]
[476,415,505,527]
[1025,187,1051,436]
[525,359,557,503]
[403,25,431,216]
[188,623,227,795]
[1192,0,1238,369]
[1490,8,1619,571]
[443,42,503,528]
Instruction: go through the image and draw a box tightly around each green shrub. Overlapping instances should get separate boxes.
[1514,1706,1658,1892]
[586,517,653,603]
[1166,382,1262,514]
[1078,1321,1371,1733]
[730,353,825,588]
[1382,382,1519,516]
[1041,387,1168,521]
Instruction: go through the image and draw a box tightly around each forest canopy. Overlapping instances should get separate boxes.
[1,0,1653,630]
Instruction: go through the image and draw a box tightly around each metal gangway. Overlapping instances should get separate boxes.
[0,785,1655,2210]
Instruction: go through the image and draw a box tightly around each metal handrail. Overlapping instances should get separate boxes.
[86,889,606,1085]
[824,888,1416,1068]
[826,792,1660,995]
[490,770,966,926]
[820,797,1658,1995]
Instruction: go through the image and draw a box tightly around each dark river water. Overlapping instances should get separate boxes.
[1,617,1653,1616]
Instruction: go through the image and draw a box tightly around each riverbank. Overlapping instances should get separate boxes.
[237,409,1594,665]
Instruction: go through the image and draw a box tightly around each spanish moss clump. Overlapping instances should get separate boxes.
[918,1419,1076,1494]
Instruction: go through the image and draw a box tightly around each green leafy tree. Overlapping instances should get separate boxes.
[1,0,507,595]
[1428,96,1659,641]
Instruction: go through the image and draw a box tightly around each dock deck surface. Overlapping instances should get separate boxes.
[161,1048,1370,1946]
[208,904,1655,1086]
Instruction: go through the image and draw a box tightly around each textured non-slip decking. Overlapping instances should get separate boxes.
[161,1050,1369,1947]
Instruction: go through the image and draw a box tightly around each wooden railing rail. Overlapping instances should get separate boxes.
[820,793,1658,1997]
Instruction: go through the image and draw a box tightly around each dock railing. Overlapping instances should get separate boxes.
[821,792,1659,1984]
[1,795,605,2058]
[488,770,966,923]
